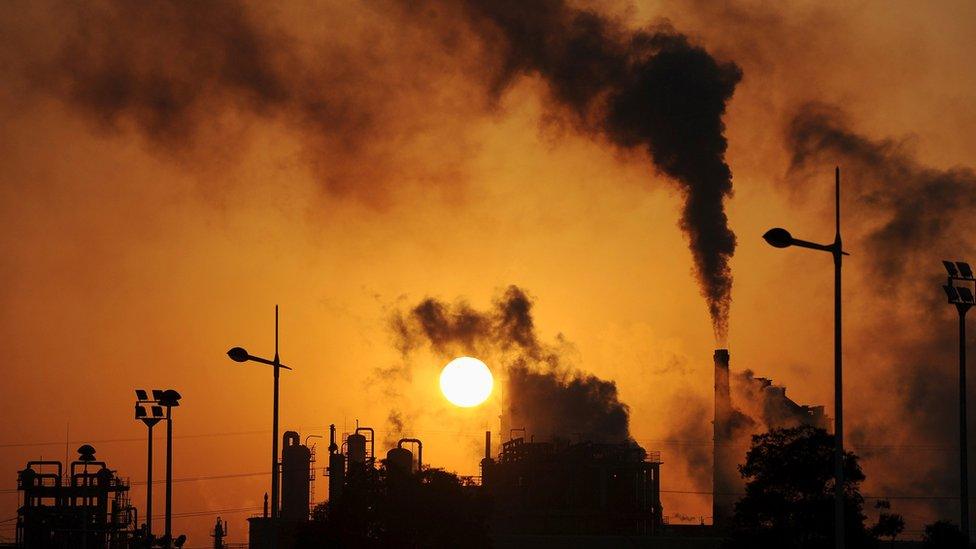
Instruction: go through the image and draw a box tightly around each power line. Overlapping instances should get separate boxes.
[0,429,269,449]
[0,471,269,494]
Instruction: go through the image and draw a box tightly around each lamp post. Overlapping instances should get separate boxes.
[763,167,849,549]
[153,389,181,548]
[942,260,975,541]
[227,306,292,534]
[134,390,166,541]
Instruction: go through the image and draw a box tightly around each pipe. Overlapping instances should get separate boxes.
[355,427,375,460]
[397,438,423,472]
[484,431,491,460]
[25,461,63,479]
[70,460,107,481]
[328,424,338,455]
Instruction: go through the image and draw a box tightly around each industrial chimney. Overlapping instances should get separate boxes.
[712,349,735,528]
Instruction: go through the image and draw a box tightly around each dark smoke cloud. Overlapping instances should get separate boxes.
[394,286,545,359]
[455,0,742,338]
[507,360,629,442]
[17,0,480,203]
[787,101,976,516]
[47,1,289,146]
[19,0,742,337]
[393,285,631,443]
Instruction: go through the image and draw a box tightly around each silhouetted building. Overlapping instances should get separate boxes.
[16,445,138,548]
[280,431,311,522]
[482,434,663,535]
[712,349,829,527]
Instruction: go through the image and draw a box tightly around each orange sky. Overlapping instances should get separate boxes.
[3,0,976,543]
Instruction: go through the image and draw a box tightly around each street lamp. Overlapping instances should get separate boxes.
[943,259,975,541]
[134,390,165,541]
[227,305,292,530]
[763,167,849,549]
[154,389,181,548]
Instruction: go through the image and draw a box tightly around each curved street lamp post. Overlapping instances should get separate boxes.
[227,306,292,549]
[763,167,848,549]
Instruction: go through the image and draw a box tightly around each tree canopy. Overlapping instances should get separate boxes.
[727,425,882,548]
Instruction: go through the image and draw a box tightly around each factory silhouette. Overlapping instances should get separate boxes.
[10,345,840,548]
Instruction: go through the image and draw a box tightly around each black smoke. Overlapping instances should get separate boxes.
[455,1,742,338]
[20,1,742,337]
[393,285,631,442]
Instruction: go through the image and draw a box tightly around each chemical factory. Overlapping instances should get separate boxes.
[14,446,149,548]
[7,350,830,548]
[244,422,664,547]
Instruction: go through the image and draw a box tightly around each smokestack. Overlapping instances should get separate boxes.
[484,430,491,461]
[714,349,731,440]
[713,348,734,528]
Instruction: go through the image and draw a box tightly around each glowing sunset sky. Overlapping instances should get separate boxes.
[2,1,976,543]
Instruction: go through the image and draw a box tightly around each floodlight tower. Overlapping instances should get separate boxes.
[154,389,182,548]
[943,259,976,541]
[134,390,166,540]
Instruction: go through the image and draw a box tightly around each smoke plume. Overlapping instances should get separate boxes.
[393,285,631,442]
[17,0,742,337]
[452,1,742,338]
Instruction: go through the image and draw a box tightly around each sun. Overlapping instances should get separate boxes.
[439,356,494,407]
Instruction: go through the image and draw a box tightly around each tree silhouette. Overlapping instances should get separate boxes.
[725,425,875,549]
[869,500,904,546]
[922,520,966,548]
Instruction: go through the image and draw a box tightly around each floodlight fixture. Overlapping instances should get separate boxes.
[136,389,149,401]
[159,389,182,407]
[151,405,164,418]
[958,262,974,279]
[136,405,147,418]
[946,285,961,302]
[944,260,960,277]
[958,287,975,304]
[152,389,165,401]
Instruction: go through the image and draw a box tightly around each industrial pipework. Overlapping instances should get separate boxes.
[397,438,423,471]
[355,426,375,461]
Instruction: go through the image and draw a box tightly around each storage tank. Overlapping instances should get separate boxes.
[386,447,413,474]
[347,433,367,464]
[280,431,311,522]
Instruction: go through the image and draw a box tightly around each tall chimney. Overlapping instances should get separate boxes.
[714,349,731,440]
[713,349,734,528]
